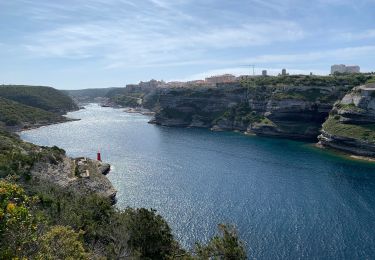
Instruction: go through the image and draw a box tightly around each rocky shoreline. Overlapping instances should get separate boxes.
[147,84,342,139]
[145,83,375,159]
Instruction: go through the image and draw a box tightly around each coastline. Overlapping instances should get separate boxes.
[151,117,375,163]
[12,117,80,133]
[21,104,375,166]
[123,107,155,116]
[313,143,375,163]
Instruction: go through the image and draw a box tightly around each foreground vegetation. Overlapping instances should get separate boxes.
[0,177,247,259]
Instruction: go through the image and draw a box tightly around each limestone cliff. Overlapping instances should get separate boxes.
[149,84,347,140]
[319,84,375,157]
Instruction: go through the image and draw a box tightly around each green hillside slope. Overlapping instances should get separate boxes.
[0,85,78,114]
[0,97,65,128]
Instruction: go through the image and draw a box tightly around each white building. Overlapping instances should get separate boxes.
[345,65,361,73]
[331,64,360,74]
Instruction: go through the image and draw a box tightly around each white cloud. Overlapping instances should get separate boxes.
[24,19,304,68]
[2,0,375,88]
[338,29,375,41]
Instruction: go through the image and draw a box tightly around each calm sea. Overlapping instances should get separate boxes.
[20,104,375,259]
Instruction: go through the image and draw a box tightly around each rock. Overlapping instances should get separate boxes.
[31,156,117,203]
[149,84,345,140]
[98,162,111,175]
[319,130,375,157]
[319,84,375,158]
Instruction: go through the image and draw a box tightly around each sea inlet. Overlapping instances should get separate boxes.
[20,104,375,259]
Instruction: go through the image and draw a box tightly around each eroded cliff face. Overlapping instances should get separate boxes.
[149,84,246,128]
[319,84,375,157]
[149,84,347,140]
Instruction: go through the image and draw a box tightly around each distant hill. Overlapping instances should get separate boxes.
[0,85,78,114]
[0,97,65,128]
[63,87,121,103]
[105,87,127,98]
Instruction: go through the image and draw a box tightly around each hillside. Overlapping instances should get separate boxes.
[63,87,120,103]
[0,85,78,114]
[0,97,66,128]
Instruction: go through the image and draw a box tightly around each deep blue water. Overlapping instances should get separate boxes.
[20,104,375,259]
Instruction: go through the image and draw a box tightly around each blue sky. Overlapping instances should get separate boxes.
[1,0,375,89]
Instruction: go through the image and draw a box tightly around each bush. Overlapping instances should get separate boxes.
[123,208,178,259]
[37,226,89,260]
[195,224,247,260]
[0,180,39,259]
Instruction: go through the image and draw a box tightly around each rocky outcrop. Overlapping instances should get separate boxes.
[318,84,375,157]
[149,84,347,140]
[319,130,375,157]
[98,162,111,175]
[31,156,116,203]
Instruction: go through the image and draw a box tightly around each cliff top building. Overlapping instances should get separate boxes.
[205,74,236,84]
[331,64,360,74]
[281,68,287,76]
[139,79,164,89]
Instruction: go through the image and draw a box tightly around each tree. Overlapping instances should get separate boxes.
[124,208,180,259]
[195,224,247,260]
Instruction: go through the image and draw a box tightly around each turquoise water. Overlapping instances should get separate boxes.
[20,104,375,259]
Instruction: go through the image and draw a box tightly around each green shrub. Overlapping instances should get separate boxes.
[0,180,39,259]
[195,224,247,260]
[37,226,89,260]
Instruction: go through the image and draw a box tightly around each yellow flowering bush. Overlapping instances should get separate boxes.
[6,202,16,213]
[36,226,89,260]
[0,180,38,259]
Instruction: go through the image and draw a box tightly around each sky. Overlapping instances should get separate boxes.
[0,0,375,89]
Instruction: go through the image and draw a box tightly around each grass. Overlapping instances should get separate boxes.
[336,103,365,113]
[241,73,371,88]
[271,88,338,102]
[323,117,375,143]
[257,117,276,126]
[213,103,263,125]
